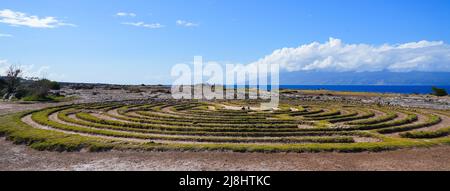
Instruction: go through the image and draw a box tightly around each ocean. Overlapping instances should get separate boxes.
[279,85,450,94]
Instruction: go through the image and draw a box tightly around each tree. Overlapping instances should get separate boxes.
[0,78,6,91]
[1,64,61,101]
[49,81,61,90]
[432,86,448,96]
[4,65,22,98]
[29,79,53,98]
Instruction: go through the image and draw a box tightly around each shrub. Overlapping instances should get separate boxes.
[377,114,441,134]
[49,81,61,90]
[400,130,449,139]
[20,79,61,101]
[432,86,448,96]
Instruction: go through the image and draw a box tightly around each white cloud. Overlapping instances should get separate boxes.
[0,60,7,66]
[0,9,75,28]
[122,22,164,29]
[21,65,50,78]
[0,59,64,80]
[249,38,450,72]
[0,60,13,73]
[0,33,12,37]
[176,20,199,27]
[116,12,136,17]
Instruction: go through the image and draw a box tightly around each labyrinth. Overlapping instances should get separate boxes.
[2,100,450,152]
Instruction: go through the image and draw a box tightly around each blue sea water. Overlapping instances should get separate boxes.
[279,85,450,94]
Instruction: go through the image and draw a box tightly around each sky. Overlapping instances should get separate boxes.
[0,0,450,84]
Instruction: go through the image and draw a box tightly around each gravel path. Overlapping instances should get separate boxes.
[0,102,65,115]
[22,114,151,143]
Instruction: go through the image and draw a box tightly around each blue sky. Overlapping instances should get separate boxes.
[1,0,450,84]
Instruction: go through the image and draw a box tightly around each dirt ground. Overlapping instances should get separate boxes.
[0,102,65,115]
[1,91,450,171]
[1,138,449,171]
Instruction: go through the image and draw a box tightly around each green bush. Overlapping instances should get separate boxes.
[432,86,448,96]
[328,111,375,123]
[49,81,61,90]
[347,111,397,125]
[400,126,450,138]
[7,78,62,101]
[377,114,441,134]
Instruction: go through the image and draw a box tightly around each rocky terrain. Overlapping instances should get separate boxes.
[45,83,450,110]
[283,90,450,110]
[58,84,172,103]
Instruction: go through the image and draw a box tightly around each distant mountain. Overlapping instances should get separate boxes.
[279,71,450,85]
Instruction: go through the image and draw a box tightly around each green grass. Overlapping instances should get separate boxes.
[60,110,364,138]
[377,113,441,134]
[349,113,418,131]
[0,111,434,152]
[0,111,138,152]
[0,101,449,153]
[400,126,450,138]
[29,108,356,144]
[328,110,375,123]
[346,110,397,125]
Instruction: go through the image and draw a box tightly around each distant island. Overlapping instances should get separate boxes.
[280,71,450,85]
